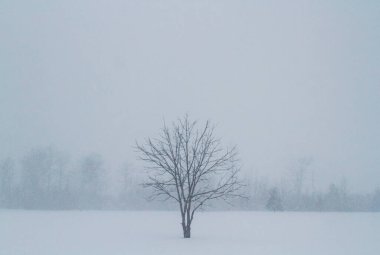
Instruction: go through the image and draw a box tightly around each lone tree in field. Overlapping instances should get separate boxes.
[137,116,243,238]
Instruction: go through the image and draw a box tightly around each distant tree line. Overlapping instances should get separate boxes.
[239,174,380,212]
[239,158,380,212]
[0,148,108,209]
[0,147,379,211]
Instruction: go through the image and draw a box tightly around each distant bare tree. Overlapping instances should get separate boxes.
[20,147,70,209]
[79,153,105,209]
[0,158,14,207]
[137,115,243,238]
[266,187,283,212]
[292,157,312,196]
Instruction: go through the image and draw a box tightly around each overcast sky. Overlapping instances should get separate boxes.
[1,0,379,192]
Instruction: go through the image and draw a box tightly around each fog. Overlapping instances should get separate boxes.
[1,0,379,194]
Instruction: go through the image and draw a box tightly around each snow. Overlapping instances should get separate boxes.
[1,211,379,255]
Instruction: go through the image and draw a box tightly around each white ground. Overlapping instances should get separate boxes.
[1,211,379,255]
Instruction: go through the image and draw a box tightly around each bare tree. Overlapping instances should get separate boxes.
[266,187,283,212]
[79,153,105,209]
[137,115,243,238]
[20,147,71,209]
[0,158,14,207]
[292,157,312,196]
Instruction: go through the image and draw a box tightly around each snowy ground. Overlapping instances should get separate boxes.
[1,210,379,255]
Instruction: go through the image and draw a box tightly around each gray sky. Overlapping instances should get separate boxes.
[1,0,379,192]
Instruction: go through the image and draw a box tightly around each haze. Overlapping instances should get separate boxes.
[1,0,379,192]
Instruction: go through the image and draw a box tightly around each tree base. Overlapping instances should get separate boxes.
[183,227,191,238]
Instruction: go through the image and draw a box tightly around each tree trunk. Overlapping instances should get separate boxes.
[182,224,191,238]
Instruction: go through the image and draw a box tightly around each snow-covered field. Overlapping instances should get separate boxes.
[1,211,379,255]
